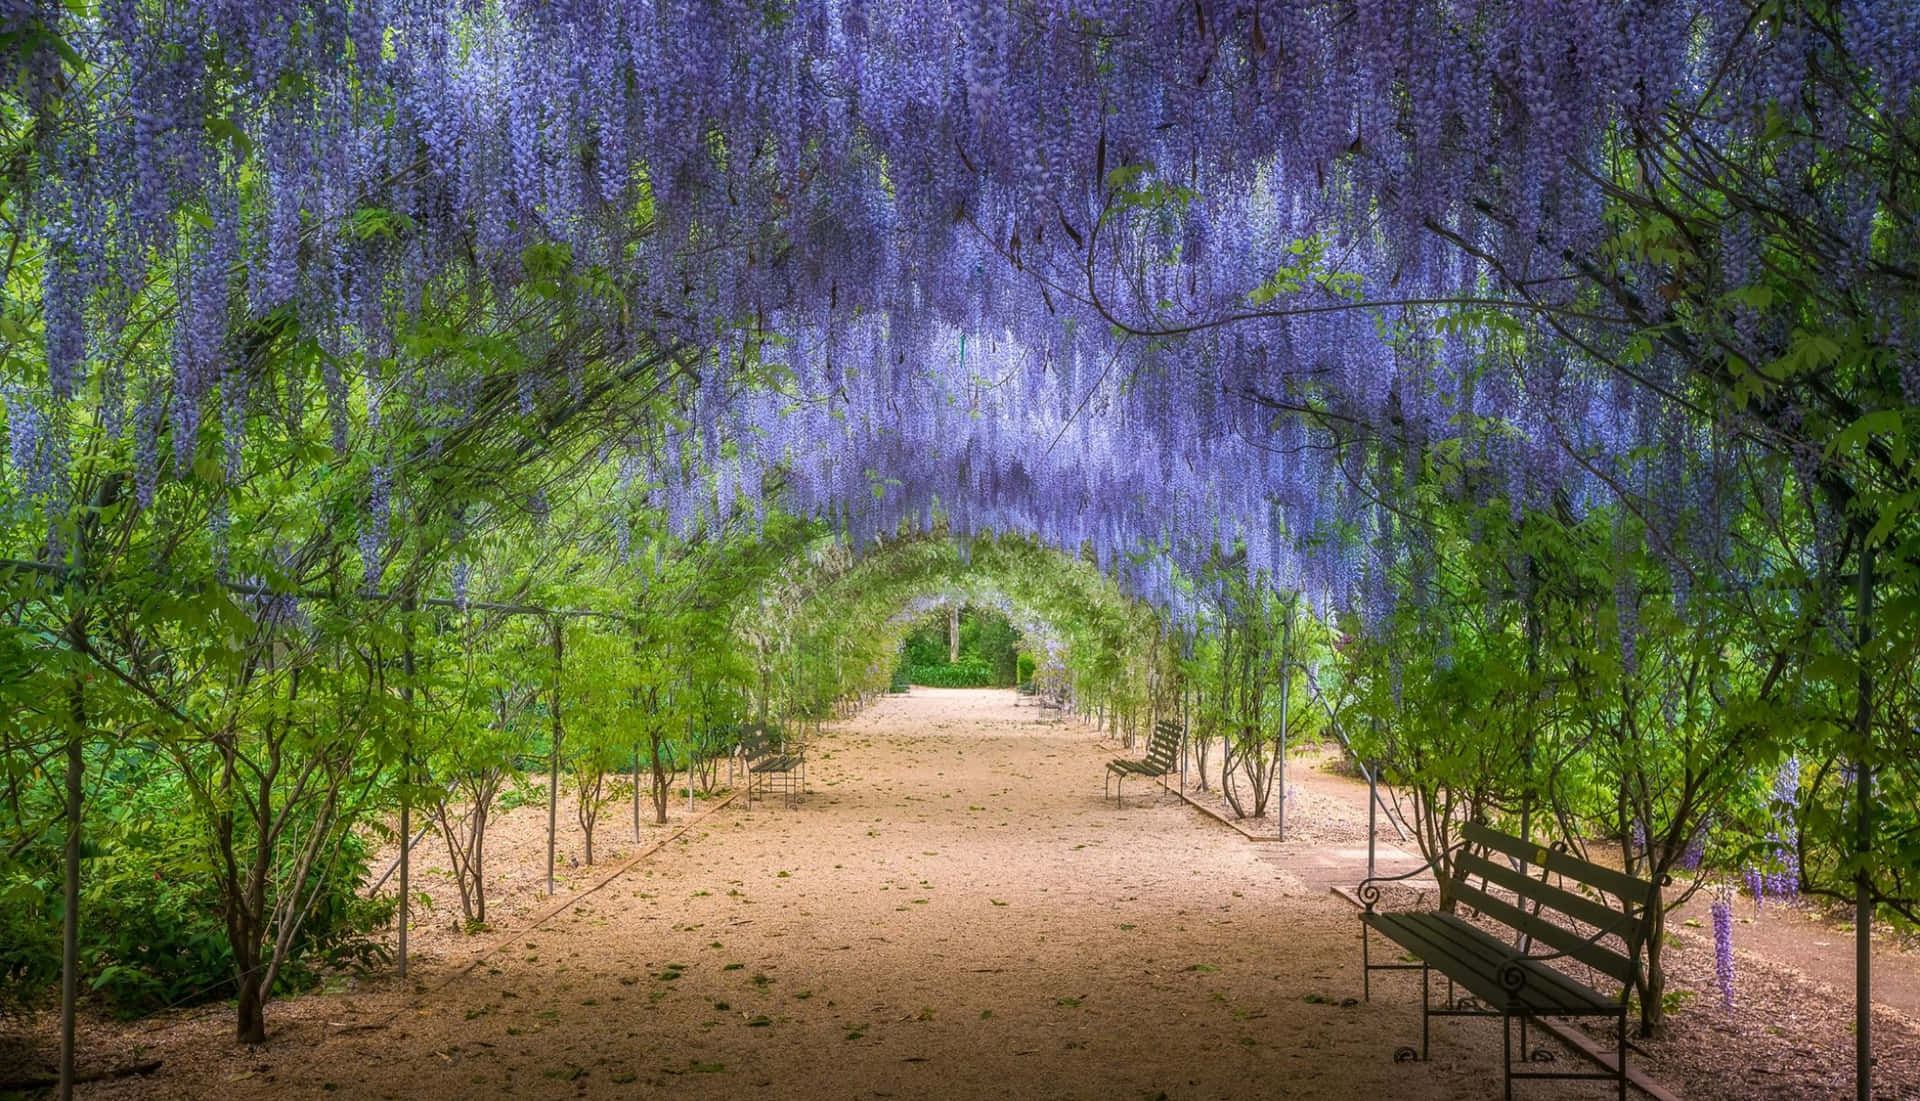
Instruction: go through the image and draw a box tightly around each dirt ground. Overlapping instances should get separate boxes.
[10,688,1920,1099]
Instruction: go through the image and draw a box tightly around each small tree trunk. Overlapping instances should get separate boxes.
[58,687,83,1101]
[1220,740,1244,818]
[472,797,488,924]
[641,741,656,837]
[237,717,279,1044]
[397,759,409,975]
[398,590,415,977]
[948,605,960,663]
[576,765,605,865]
[1220,732,1235,806]
[234,953,267,1045]
[1851,537,1875,1101]
[1636,888,1669,1035]
[649,729,670,825]
[231,769,270,1045]
[758,665,770,729]
[438,798,475,925]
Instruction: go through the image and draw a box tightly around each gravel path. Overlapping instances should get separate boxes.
[22,688,1920,1099]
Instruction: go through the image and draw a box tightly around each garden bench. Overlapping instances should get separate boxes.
[736,722,805,806]
[1104,719,1180,804]
[1357,821,1655,1101]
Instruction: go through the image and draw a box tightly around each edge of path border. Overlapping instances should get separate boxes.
[1152,774,1282,841]
[428,788,744,996]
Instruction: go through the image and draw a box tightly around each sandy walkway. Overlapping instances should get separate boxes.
[37,687,1917,1099]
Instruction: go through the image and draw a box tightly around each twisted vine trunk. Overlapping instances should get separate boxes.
[434,770,500,925]
[576,766,605,864]
[59,674,84,1100]
[1633,884,1669,1036]
[647,685,671,825]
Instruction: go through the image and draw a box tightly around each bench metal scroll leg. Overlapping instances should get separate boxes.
[1503,1014,1514,1101]
[1361,924,1370,1001]
[1421,964,1431,1061]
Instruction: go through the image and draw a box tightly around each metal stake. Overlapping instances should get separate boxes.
[1855,541,1875,1101]
[1368,764,1379,883]
[1278,608,1291,842]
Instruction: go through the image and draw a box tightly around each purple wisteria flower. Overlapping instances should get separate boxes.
[450,558,471,613]
[1711,883,1736,1012]
[1677,820,1709,872]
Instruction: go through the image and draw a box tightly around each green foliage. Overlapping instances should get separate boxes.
[0,859,58,1014]
[894,605,1020,687]
[900,657,998,687]
[1178,568,1327,819]
[1245,234,1365,305]
[0,751,391,1016]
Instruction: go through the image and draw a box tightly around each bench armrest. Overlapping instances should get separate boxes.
[1355,862,1438,912]
[1356,829,1473,913]
[1494,952,1536,997]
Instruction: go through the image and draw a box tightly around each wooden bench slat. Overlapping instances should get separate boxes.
[1462,821,1649,903]
[1110,726,1179,777]
[1367,935,1577,1017]
[1374,906,1612,999]
[1367,916,1515,1008]
[1451,879,1635,985]
[1365,912,1618,1013]
[1419,913,1621,1011]
[736,723,804,803]
[1453,850,1637,939]
[1105,723,1180,801]
[1370,918,1534,1011]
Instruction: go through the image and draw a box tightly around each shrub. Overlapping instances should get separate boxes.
[1,763,394,1018]
[901,657,998,687]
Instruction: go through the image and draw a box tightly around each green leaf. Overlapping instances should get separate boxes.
[206,117,253,159]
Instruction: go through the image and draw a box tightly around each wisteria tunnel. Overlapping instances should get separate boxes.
[1,1,1918,1098]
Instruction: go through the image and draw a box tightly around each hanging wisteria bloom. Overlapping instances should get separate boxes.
[1765,757,1803,904]
[0,0,1899,625]
[1677,821,1710,873]
[360,465,391,594]
[1711,883,1736,1012]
